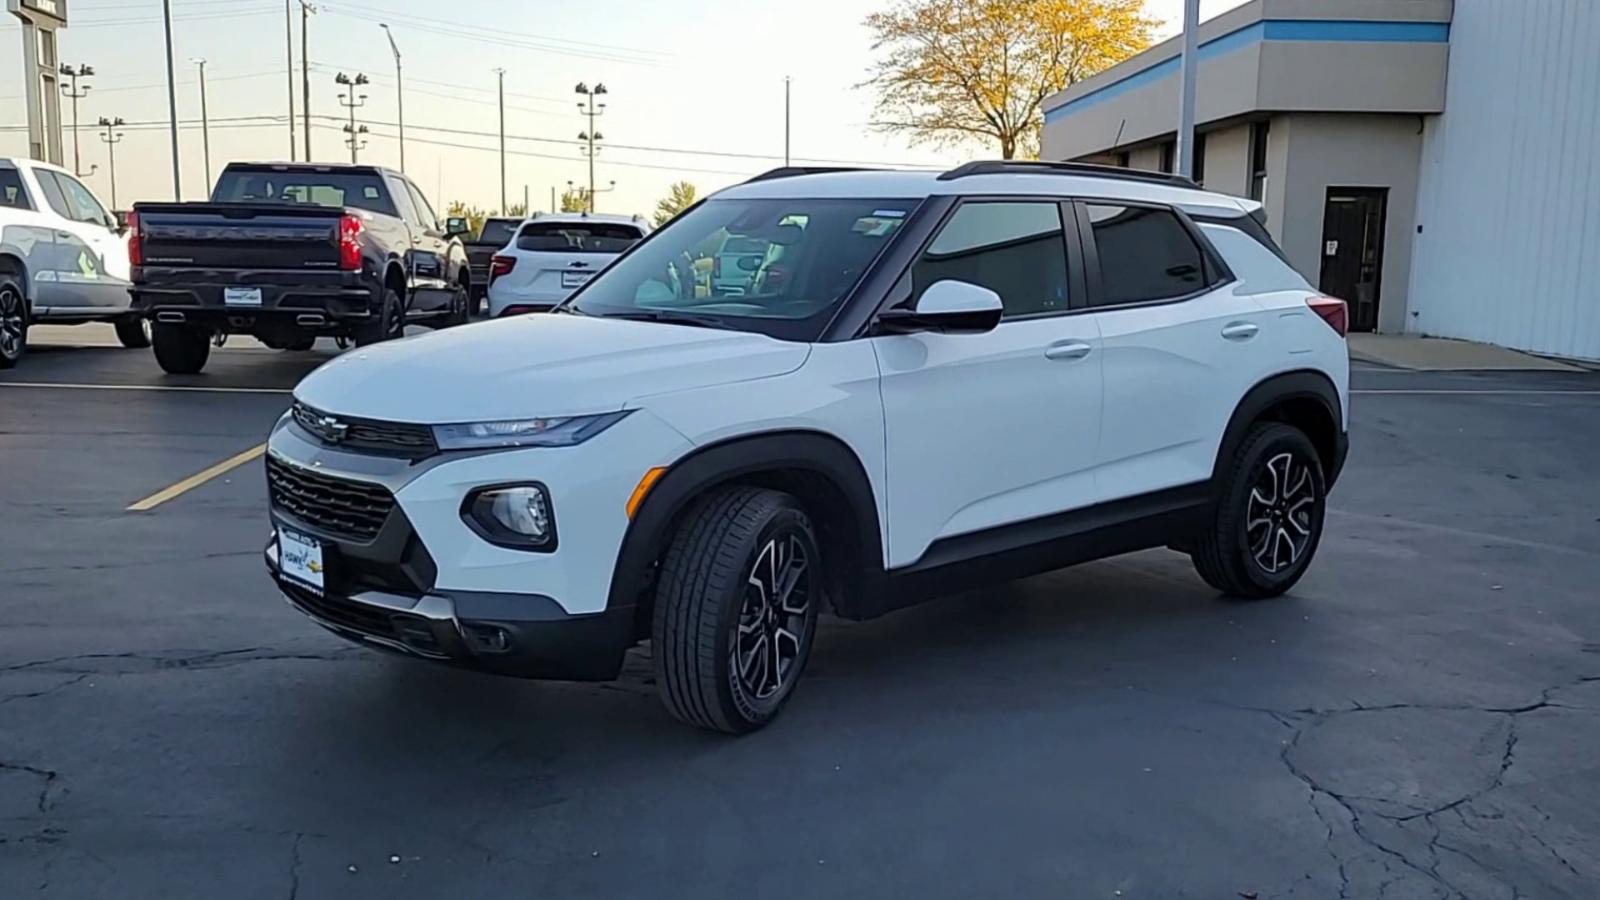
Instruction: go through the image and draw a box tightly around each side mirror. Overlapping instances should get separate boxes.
[444,216,471,237]
[877,280,1003,335]
[112,210,129,234]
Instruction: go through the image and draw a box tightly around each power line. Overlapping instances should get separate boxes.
[317,4,671,68]
[318,1,673,64]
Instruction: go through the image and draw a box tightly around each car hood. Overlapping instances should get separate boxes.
[293,313,811,423]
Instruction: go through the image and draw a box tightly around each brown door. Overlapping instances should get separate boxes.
[1318,188,1387,332]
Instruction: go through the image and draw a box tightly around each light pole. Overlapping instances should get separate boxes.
[380,24,405,172]
[566,179,615,215]
[335,72,369,164]
[1176,0,1199,178]
[783,75,791,167]
[97,117,125,210]
[493,67,507,212]
[161,0,181,198]
[575,82,607,214]
[59,64,93,177]
[301,0,315,161]
[191,58,212,189]
[284,0,296,159]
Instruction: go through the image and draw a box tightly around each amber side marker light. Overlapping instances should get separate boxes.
[626,467,668,519]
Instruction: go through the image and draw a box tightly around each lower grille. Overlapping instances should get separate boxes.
[281,582,446,657]
[266,454,394,541]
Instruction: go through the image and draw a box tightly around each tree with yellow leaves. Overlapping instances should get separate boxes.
[864,0,1156,159]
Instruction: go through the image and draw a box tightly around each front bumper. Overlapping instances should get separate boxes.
[265,532,634,680]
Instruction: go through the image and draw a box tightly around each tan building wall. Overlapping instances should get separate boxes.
[1198,123,1251,198]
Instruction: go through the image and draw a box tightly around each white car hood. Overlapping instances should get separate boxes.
[293,313,810,423]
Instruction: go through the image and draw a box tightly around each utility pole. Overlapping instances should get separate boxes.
[380,24,405,172]
[550,185,556,214]
[59,64,93,177]
[783,76,791,167]
[301,1,314,161]
[522,184,529,215]
[1176,0,1199,178]
[161,0,182,199]
[335,72,370,163]
[191,58,212,189]
[574,81,607,214]
[285,0,296,159]
[97,117,125,210]
[492,68,507,212]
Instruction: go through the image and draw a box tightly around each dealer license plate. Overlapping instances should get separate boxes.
[278,527,325,592]
[561,271,592,289]
[224,286,263,307]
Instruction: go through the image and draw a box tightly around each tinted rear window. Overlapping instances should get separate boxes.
[478,219,520,244]
[211,169,398,217]
[517,221,643,253]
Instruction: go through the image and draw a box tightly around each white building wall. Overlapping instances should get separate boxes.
[1408,0,1600,360]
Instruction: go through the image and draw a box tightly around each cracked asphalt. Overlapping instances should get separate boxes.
[4,335,1600,899]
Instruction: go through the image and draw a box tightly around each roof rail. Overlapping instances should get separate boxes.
[938,160,1200,189]
[743,166,874,184]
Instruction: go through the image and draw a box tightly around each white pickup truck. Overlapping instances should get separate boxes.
[0,156,143,368]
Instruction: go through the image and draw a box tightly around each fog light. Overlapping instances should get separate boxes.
[463,483,557,551]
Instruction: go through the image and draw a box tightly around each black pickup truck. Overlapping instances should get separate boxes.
[130,162,473,374]
[463,216,522,310]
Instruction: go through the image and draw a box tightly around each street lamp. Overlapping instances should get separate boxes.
[379,23,405,172]
[59,63,94,177]
[190,58,212,189]
[575,82,608,213]
[335,72,370,164]
[97,117,126,209]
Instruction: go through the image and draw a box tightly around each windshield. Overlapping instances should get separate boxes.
[567,197,917,340]
[478,219,520,245]
[211,169,398,217]
[517,221,644,254]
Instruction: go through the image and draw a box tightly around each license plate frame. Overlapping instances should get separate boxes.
[224,286,264,307]
[277,527,325,593]
[561,271,592,289]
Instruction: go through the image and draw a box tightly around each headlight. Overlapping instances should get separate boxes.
[463,483,557,551]
[433,411,630,451]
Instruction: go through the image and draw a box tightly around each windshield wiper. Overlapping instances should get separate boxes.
[594,310,733,330]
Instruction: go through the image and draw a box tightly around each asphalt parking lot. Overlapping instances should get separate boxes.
[3,327,1599,899]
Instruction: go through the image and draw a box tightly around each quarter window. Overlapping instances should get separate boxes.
[0,168,32,210]
[1085,204,1207,306]
[912,201,1070,318]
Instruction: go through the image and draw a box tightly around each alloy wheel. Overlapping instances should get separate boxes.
[731,531,812,701]
[0,285,23,360]
[1245,451,1317,574]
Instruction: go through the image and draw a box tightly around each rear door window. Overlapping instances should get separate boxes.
[1083,203,1208,306]
[34,170,73,219]
[516,222,644,253]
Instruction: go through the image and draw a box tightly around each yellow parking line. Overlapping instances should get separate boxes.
[127,443,268,512]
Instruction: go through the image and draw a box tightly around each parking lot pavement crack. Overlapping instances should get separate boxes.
[0,672,91,705]
[1,647,365,677]
[0,761,60,813]
[287,832,304,900]
[6,549,260,576]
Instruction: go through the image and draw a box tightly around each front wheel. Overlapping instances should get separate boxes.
[0,276,27,369]
[652,487,821,734]
[114,315,152,349]
[1191,422,1327,599]
[151,323,212,374]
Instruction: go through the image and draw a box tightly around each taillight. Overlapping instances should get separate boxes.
[489,254,516,283]
[1307,296,1348,337]
[125,210,142,266]
[338,214,363,271]
[712,257,721,278]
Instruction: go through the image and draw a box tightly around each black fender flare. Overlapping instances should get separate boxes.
[605,429,886,622]
[1213,369,1346,484]
[0,249,31,306]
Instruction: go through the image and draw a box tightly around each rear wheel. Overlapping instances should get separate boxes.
[355,287,404,346]
[151,323,212,374]
[0,276,27,369]
[114,315,152,349]
[652,487,821,734]
[445,282,470,327]
[1191,422,1326,598]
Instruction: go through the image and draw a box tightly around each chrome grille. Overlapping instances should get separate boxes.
[266,454,394,541]
[290,401,437,460]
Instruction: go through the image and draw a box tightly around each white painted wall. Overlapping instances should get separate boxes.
[1407,0,1600,360]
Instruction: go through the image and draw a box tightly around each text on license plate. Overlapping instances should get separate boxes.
[225,286,263,307]
[561,271,592,288]
[278,527,325,592]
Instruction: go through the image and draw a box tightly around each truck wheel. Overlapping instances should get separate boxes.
[0,275,27,369]
[652,486,821,734]
[446,283,470,327]
[151,323,212,374]
[355,288,404,346]
[114,315,152,349]
[1191,422,1326,599]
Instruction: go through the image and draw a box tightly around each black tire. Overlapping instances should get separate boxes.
[652,486,822,734]
[0,275,26,369]
[151,323,212,374]
[1191,422,1327,599]
[114,315,152,349]
[445,282,470,327]
[355,287,404,346]
[281,335,316,352]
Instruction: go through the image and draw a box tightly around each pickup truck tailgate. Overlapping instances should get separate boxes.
[134,203,344,270]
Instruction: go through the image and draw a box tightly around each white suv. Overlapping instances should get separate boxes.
[484,213,648,318]
[264,162,1350,733]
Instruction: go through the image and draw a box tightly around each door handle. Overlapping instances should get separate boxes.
[1044,340,1093,361]
[1221,322,1260,341]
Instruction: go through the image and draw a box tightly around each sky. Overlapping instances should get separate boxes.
[0,0,1248,215]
